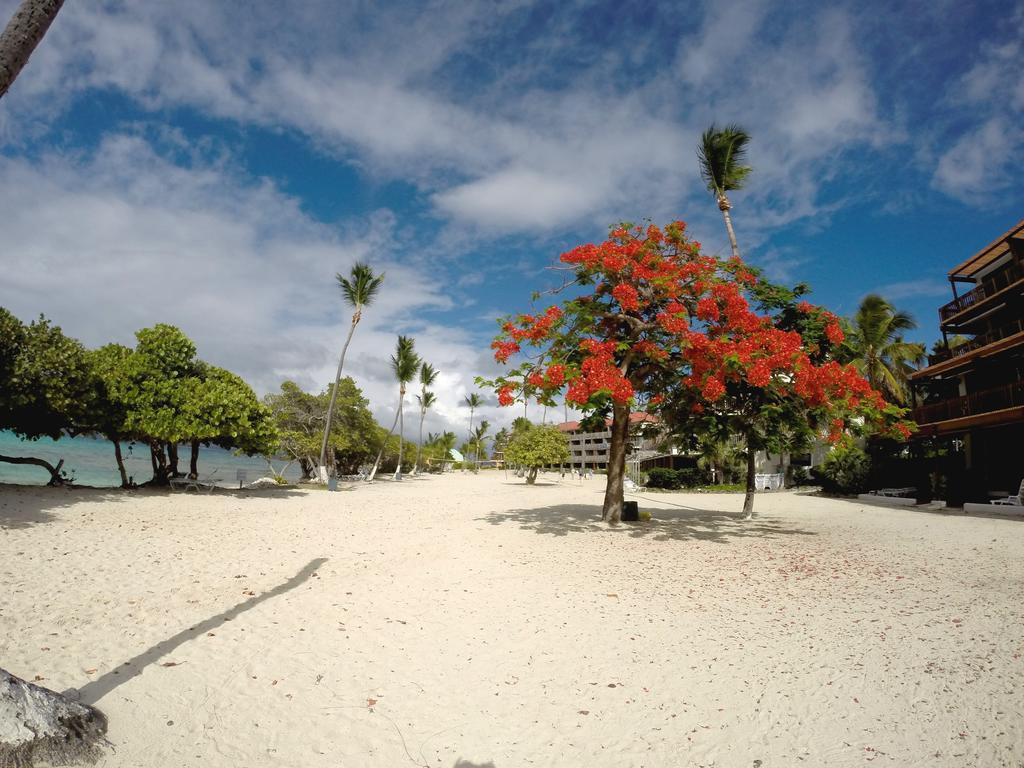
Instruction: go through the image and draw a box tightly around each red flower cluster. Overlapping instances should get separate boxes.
[612,283,640,311]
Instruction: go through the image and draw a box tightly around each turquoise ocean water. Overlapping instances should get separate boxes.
[0,430,302,487]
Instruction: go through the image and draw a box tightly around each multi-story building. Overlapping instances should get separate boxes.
[556,413,685,471]
[910,218,1024,500]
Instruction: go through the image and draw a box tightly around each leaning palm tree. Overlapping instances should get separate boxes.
[412,362,439,475]
[319,262,384,481]
[0,0,66,100]
[472,420,490,471]
[367,336,420,482]
[412,391,436,475]
[463,392,482,472]
[843,294,926,405]
[697,123,752,259]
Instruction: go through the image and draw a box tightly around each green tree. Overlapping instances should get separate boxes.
[412,362,439,474]
[0,309,93,484]
[698,123,752,259]
[0,0,66,100]
[839,294,926,405]
[319,262,384,480]
[266,379,378,478]
[491,427,510,460]
[84,344,136,487]
[421,430,457,471]
[367,336,420,481]
[504,424,569,484]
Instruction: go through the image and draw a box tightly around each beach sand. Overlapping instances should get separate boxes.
[1,473,1022,767]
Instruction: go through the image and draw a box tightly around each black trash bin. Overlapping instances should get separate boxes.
[622,500,639,521]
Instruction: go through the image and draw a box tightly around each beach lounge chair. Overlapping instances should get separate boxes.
[990,479,1024,506]
[169,468,221,494]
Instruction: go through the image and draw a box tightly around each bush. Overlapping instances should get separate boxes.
[646,467,680,489]
[814,445,870,495]
[791,466,812,486]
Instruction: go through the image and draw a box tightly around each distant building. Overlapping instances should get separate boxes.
[555,413,692,472]
[910,218,1024,499]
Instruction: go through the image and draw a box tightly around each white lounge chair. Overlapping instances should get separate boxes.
[169,468,221,494]
[990,479,1024,506]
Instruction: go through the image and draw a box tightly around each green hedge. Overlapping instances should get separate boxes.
[645,467,709,489]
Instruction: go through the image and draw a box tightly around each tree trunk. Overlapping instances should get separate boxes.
[0,666,107,766]
[467,408,475,472]
[166,442,180,477]
[743,439,757,520]
[601,401,631,524]
[111,439,129,488]
[413,406,425,475]
[393,386,405,480]
[0,0,65,100]
[319,313,360,481]
[719,198,741,259]
[0,454,64,485]
[526,466,538,484]
[367,392,402,482]
[189,439,200,479]
[299,457,314,481]
[149,442,169,485]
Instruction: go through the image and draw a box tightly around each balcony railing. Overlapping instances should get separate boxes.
[925,317,1024,367]
[913,380,1024,425]
[939,260,1024,322]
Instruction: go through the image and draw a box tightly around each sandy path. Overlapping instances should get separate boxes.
[1,473,1022,767]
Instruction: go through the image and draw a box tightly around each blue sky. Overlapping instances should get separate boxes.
[0,0,1022,435]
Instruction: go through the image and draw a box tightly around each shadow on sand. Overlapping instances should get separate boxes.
[480,502,817,543]
[0,483,310,527]
[74,557,328,705]
[453,760,496,768]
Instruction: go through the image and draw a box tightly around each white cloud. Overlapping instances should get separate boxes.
[0,133,523,437]
[932,28,1024,202]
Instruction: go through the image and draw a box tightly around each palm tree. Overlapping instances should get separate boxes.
[367,336,420,481]
[412,362,439,475]
[0,0,66,100]
[319,263,384,481]
[843,294,926,405]
[697,123,752,259]
[472,420,490,470]
[424,430,457,471]
[413,391,436,474]
[463,392,482,471]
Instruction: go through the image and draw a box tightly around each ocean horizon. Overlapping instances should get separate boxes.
[0,431,302,488]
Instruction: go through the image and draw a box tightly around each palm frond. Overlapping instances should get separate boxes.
[390,335,420,383]
[419,362,439,387]
[337,262,385,308]
[697,123,753,195]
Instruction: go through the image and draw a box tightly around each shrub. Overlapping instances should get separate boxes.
[814,444,870,495]
[646,467,681,489]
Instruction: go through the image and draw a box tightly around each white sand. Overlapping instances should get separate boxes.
[1,473,1022,767]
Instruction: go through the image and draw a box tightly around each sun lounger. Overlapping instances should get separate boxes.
[169,469,221,494]
[990,479,1024,506]
[871,487,916,498]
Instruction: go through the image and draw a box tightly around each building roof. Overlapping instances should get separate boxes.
[948,218,1024,281]
[556,412,660,432]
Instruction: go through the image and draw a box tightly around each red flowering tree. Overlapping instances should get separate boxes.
[481,220,910,523]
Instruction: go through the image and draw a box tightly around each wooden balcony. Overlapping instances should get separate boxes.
[939,261,1024,322]
[913,380,1024,426]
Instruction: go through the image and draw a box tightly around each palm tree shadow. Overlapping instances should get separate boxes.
[74,557,328,705]
[480,503,816,543]
[453,760,496,768]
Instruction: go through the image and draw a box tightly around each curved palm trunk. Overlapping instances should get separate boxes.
[718,195,741,259]
[413,405,426,475]
[601,400,631,524]
[467,408,475,471]
[474,437,481,472]
[367,391,402,482]
[742,438,757,520]
[319,313,360,482]
[0,0,65,100]
[394,387,406,480]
